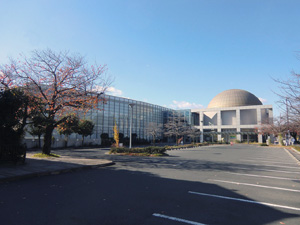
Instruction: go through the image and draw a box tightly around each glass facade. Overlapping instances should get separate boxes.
[24,94,193,148]
[176,109,192,125]
[85,95,174,140]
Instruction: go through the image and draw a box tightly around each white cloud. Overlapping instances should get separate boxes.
[93,86,123,97]
[106,87,123,96]
[259,97,267,103]
[170,100,204,109]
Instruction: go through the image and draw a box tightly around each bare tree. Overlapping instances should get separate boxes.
[274,66,300,124]
[259,116,287,145]
[0,49,111,154]
[186,126,201,143]
[164,114,188,145]
[146,122,163,145]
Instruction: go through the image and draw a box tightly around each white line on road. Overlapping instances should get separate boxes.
[210,179,300,193]
[231,166,300,174]
[284,148,300,165]
[188,191,300,212]
[241,159,297,165]
[153,213,206,225]
[227,172,300,181]
[243,163,300,170]
[243,157,288,161]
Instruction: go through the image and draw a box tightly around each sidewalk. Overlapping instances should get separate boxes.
[0,150,114,183]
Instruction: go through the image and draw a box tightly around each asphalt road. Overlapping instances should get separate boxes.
[1,144,300,225]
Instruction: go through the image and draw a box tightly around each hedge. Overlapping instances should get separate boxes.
[109,146,166,155]
[165,142,210,150]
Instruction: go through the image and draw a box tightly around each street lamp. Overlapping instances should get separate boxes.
[129,103,135,148]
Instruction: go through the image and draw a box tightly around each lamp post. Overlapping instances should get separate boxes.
[129,103,135,148]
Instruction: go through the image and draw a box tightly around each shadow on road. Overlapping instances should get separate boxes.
[0,166,299,225]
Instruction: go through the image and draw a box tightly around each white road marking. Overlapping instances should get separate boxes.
[153,213,206,225]
[284,148,300,165]
[210,179,300,193]
[227,172,300,181]
[241,159,297,165]
[243,157,288,161]
[188,191,300,212]
[243,163,300,170]
[230,166,300,174]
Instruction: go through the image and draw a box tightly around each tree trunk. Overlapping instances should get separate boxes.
[82,136,85,147]
[38,135,41,149]
[42,126,54,155]
[278,133,283,146]
[64,135,68,148]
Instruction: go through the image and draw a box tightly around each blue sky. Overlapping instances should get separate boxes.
[1,0,300,115]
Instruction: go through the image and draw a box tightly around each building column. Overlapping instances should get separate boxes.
[269,108,273,124]
[200,111,204,143]
[257,108,262,125]
[269,109,274,143]
[236,109,241,141]
[257,108,263,143]
[217,110,222,142]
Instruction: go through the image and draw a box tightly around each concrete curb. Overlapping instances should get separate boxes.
[0,160,115,183]
[291,147,300,155]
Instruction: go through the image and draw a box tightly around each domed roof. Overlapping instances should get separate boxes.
[207,89,262,108]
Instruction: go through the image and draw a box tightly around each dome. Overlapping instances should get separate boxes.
[207,89,262,108]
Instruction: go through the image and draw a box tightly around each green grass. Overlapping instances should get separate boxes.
[293,146,300,152]
[33,153,60,158]
[113,152,168,157]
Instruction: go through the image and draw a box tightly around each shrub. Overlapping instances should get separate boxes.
[260,143,268,146]
[165,143,209,150]
[109,146,166,156]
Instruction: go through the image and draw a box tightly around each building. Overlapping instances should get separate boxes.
[25,94,176,148]
[89,94,173,142]
[191,89,273,143]
[25,89,272,148]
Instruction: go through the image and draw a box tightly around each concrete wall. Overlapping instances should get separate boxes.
[240,109,257,125]
[191,105,273,144]
[221,110,236,125]
[203,111,217,125]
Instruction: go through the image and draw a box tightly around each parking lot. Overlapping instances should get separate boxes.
[146,145,300,225]
[1,144,300,225]
[101,144,300,224]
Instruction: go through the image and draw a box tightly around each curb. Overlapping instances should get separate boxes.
[0,161,115,183]
[291,147,300,155]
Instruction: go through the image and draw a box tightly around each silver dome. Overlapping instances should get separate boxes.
[207,89,262,108]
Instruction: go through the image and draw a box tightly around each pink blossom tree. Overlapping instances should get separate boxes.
[0,49,111,154]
